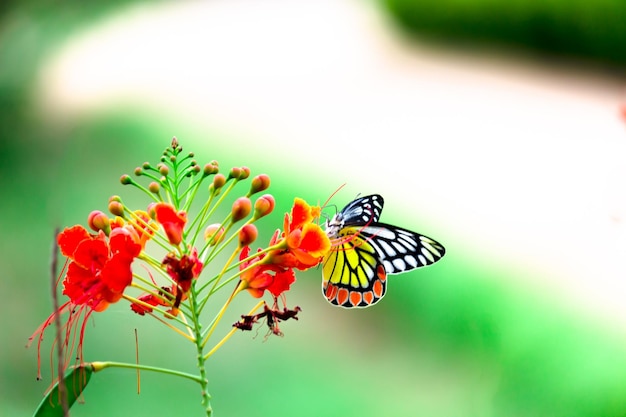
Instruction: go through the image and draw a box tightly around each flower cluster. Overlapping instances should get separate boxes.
[28,137,332,409]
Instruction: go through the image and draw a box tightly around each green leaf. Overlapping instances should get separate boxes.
[32,364,94,417]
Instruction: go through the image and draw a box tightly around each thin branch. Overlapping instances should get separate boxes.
[50,227,69,416]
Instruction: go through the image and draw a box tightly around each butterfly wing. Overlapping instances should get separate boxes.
[322,226,388,308]
[322,194,446,308]
[337,194,384,227]
[358,223,446,273]
[322,223,446,308]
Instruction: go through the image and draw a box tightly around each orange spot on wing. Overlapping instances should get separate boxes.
[373,280,384,298]
[349,291,362,307]
[325,283,337,300]
[337,288,349,306]
[377,265,387,281]
[363,291,374,305]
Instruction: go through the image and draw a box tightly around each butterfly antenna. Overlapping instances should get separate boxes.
[320,183,346,210]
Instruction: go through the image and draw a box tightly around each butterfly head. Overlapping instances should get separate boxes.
[324,213,344,239]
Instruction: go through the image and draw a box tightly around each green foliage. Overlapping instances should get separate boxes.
[33,365,93,417]
[382,0,626,69]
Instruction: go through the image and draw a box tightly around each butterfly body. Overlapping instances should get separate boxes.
[322,194,445,308]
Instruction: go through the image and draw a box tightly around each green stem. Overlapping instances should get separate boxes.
[90,361,203,384]
[189,280,213,416]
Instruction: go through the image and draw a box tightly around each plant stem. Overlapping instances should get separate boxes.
[204,300,264,360]
[189,281,213,416]
[90,361,202,384]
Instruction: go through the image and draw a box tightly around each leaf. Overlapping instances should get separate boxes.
[33,364,94,417]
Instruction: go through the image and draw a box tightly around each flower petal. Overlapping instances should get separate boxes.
[57,225,91,258]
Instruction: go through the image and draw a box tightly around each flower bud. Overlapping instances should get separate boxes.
[249,174,270,195]
[239,166,250,180]
[134,167,142,176]
[204,224,225,246]
[231,197,252,223]
[158,163,169,176]
[108,200,125,217]
[148,182,160,194]
[238,224,258,247]
[228,167,242,180]
[210,174,227,193]
[88,210,111,234]
[253,194,275,219]
[171,137,179,149]
[147,202,157,219]
[120,174,133,185]
[203,163,218,176]
[142,162,151,169]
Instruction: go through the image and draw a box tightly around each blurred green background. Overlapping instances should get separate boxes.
[3,1,626,416]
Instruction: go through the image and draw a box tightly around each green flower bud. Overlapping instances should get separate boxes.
[120,175,133,185]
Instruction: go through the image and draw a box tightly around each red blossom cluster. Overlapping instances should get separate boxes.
[238,198,330,299]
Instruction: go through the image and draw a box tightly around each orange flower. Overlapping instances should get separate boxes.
[267,198,330,270]
[237,198,329,300]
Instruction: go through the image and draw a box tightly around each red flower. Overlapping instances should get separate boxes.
[28,224,142,378]
[154,203,187,245]
[58,225,141,310]
[239,244,296,298]
[130,286,172,316]
[160,248,203,315]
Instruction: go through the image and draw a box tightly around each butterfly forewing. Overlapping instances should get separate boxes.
[338,194,384,226]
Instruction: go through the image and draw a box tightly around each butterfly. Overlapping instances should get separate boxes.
[322,194,445,308]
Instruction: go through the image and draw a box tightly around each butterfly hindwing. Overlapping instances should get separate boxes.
[357,224,446,273]
[322,194,446,308]
[322,229,388,308]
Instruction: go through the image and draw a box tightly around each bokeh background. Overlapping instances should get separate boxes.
[3,0,626,416]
